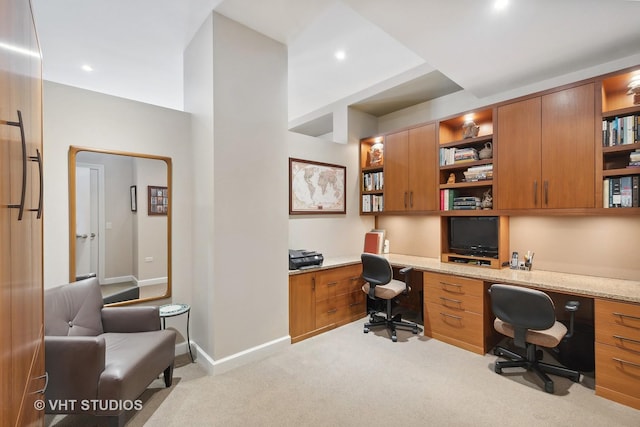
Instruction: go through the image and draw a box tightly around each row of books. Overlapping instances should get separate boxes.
[603,176,639,208]
[440,147,478,166]
[463,163,493,182]
[440,190,482,211]
[630,149,640,167]
[602,115,639,146]
[362,194,384,212]
[362,171,383,192]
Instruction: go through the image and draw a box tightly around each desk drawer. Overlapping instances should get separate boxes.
[595,299,640,333]
[423,272,484,298]
[595,342,640,400]
[316,265,363,301]
[316,292,364,328]
[425,289,483,314]
[424,302,484,349]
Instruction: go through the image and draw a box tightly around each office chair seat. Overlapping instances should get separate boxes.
[361,253,421,342]
[490,284,581,394]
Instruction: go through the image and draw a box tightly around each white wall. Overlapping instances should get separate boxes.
[42,81,193,315]
[184,13,289,365]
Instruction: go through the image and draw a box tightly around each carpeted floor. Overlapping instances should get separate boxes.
[46,317,639,426]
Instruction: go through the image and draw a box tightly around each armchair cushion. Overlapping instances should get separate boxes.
[45,277,104,336]
[102,306,161,332]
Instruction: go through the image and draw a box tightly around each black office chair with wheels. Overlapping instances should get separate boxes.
[489,284,581,393]
[361,253,420,342]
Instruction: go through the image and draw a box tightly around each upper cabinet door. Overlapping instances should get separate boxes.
[495,97,542,210]
[383,130,410,212]
[408,123,438,211]
[541,83,596,209]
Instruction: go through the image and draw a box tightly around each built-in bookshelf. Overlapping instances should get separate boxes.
[360,136,384,214]
[438,108,495,213]
[600,68,640,210]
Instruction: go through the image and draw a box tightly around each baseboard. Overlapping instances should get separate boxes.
[188,336,291,376]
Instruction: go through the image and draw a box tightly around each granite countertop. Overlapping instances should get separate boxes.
[289,253,640,304]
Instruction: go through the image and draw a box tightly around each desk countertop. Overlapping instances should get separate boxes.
[290,254,640,304]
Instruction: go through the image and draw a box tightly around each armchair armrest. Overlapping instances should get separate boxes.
[44,336,105,406]
[101,306,161,332]
[399,266,413,292]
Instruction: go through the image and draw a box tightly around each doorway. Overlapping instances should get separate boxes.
[75,162,105,283]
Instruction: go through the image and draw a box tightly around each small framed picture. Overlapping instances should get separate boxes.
[148,185,168,216]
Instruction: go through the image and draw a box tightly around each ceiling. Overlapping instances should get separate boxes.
[31,0,640,123]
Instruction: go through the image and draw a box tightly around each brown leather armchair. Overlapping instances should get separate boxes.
[44,277,176,427]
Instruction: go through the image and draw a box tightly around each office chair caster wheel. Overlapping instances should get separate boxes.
[544,382,554,394]
[412,327,419,334]
[364,327,369,334]
[391,335,397,342]
[495,365,502,374]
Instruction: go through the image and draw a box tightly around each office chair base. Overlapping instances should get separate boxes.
[364,313,421,342]
[493,345,581,394]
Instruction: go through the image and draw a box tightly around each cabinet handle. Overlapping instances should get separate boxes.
[28,148,43,219]
[32,372,48,395]
[410,191,413,208]
[439,296,463,308]
[544,180,549,206]
[612,312,640,322]
[439,281,463,293]
[533,180,538,206]
[327,281,338,287]
[327,309,337,314]
[612,358,640,370]
[439,312,462,320]
[349,302,360,307]
[350,277,360,282]
[613,335,640,346]
[2,110,27,220]
[404,192,408,208]
[312,277,315,291]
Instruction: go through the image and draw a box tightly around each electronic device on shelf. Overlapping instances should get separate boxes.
[289,249,324,270]
[448,216,499,258]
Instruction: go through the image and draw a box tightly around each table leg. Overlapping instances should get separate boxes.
[187,309,194,362]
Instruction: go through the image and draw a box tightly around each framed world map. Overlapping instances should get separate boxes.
[289,158,346,214]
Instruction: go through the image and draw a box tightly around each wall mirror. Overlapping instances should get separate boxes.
[68,146,172,305]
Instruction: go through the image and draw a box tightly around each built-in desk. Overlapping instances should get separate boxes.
[290,254,640,410]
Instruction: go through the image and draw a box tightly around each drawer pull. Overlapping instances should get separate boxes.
[439,312,462,321]
[32,372,48,395]
[349,302,360,307]
[327,309,337,314]
[350,277,360,281]
[612,358,640,370]
[613,335,640,346]
[327,281,338,287]
[439,282,463,293]
[612,312,640,322]
[439,296,462,305]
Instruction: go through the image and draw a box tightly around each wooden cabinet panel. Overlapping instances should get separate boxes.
[289,272,316,342]
[541,83,596,208]
[496,83,596,210]
[424,302,484,352]
[383,124,437,213]
[595,299,640,410]
[383,130,409,211]
[496,97,542,209]
[289,264,366,343]
[423,272,485,298]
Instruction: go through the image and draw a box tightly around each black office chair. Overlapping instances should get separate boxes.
[361,253,420,342]
[489,284,581,393]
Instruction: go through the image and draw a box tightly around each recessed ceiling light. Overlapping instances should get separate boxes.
[335,50,346,61]
[82,64,93,72]
[494,0,508,10]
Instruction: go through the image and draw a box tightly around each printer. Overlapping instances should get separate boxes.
[289,249,324,270]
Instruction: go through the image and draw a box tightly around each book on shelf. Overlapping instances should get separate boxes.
[362,194,383,213]
[602,115,639,146]
[362,171,384,192]
[620,176,633,207]
[604,176,639,208]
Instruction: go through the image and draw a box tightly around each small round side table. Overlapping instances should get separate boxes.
[159,303,194,362]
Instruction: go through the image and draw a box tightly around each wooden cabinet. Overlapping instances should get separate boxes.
[496,83,596,210]
[0,0,45,425]
[594,299,640,410]
[383,123,438,213]
[422,272,492,354]
[289,264,365,343]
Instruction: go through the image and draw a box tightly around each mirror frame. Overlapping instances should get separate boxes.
[68,145,172,305]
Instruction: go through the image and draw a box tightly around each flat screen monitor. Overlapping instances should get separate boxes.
[449,216,499,258]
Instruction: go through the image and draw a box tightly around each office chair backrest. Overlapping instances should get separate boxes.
[361,253,393,287]
[490,284,556,347]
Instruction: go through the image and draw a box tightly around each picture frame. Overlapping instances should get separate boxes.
[130,185,137,212]
[289,157,346,215]
[148,185,168,216]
